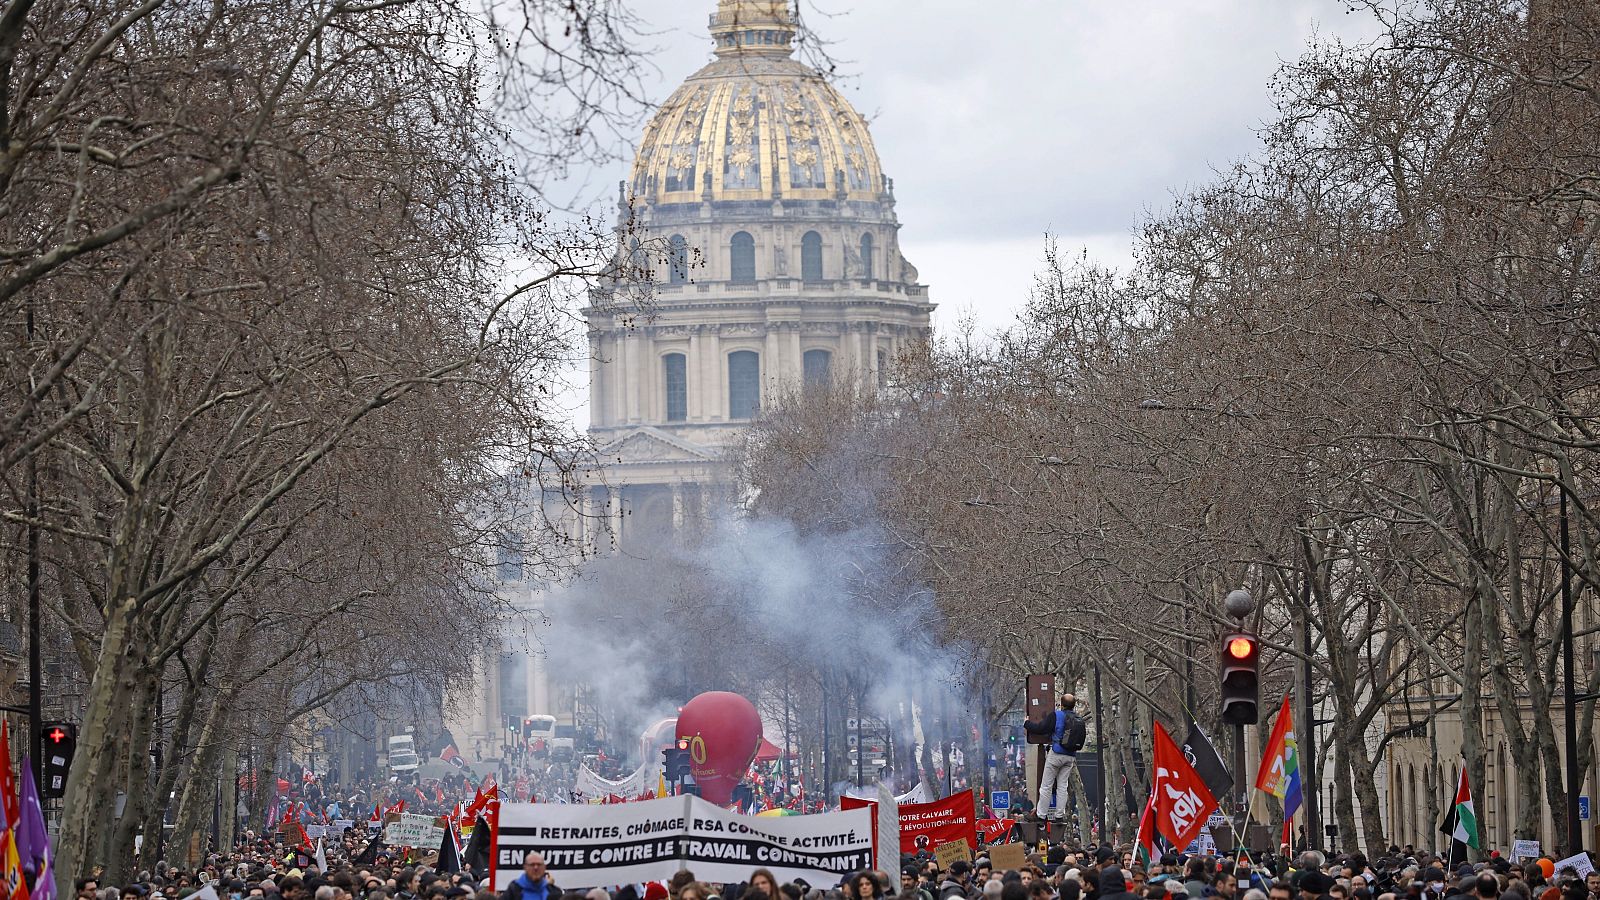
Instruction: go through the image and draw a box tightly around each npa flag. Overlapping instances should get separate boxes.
[1255,694,1303,823]
[1438,764,1480,849]
[1181,716,1235,802]
[1151,721,1218,852]
[842,788,977,852]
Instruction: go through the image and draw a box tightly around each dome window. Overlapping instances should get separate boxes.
[728,351,760,419]
[663,353,688,422]
[803,349,832,388]
[860,233,875,280]
[801,231,823,282]
[730,231,756,283]
[668,234,689,285]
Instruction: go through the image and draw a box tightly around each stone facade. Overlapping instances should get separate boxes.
[444,0,933,759]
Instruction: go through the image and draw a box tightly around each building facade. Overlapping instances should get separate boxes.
[445,0,933,757]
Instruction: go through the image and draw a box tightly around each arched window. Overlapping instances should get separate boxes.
[730,231,756,283]
[801,230,823,281]
[876,348,888,386]
[728,350,760,419]
[860,232,875,280]
[802,349,831,387]
[663,353,687,422]
[668,234,688,285]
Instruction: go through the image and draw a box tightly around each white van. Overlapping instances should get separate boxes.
[388,734,420,778]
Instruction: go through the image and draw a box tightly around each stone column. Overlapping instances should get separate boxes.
[703,328,724,421]
[687,327,705,421]
[608,487,624,551]
[588,331,607,426]
[623,331,641,423]
[671,483,685,531]
[765,326,781,392]
[608,330,625,428]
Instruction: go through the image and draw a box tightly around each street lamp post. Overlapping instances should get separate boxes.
[1560,489,1582,854]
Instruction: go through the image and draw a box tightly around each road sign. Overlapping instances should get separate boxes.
[993,790,1010,811]
[1580,795,1591,821]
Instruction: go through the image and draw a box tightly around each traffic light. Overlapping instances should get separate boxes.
[1219,631,1260,725]
[508,715,521,734]
[42,722,77,799]
[662,739,693,781]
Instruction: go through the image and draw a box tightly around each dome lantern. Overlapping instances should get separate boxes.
[709,0,796,57]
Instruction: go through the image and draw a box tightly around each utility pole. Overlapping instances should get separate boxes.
[25,294,43,792]
[1560,489,1581,854]
[1093,663,1106,843]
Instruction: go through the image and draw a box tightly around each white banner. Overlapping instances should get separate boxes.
[843,782,931,805]
[494,796,873,888]
[574,762,656,801]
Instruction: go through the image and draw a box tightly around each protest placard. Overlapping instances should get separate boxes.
[1512,840,1540,863]
[494,796,873,889]
[1553,852,1594,879]
[935,839,973,869]
[384,813,443,848]
[989,843,1027,871]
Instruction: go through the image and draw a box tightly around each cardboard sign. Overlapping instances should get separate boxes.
[1512,840,1541,863]
[1553,852,1594,879]
[988,843,1027,871]
[935,839,973,869]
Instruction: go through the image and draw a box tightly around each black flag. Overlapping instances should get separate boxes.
[437,824,462,873]
[354,836,386,865]
[1182,716,1235,801]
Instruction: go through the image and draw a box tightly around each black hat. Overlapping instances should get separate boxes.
[950,861,972,877]
[1299,872,1333,895]
[1095,848,1116,864]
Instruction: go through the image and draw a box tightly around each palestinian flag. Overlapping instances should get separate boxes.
[1135,789,1156,866]
[1443,765,1480,849]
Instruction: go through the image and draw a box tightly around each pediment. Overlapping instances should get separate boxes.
[599,427,721,464]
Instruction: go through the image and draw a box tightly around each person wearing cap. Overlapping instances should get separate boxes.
[1299,873,1333,900]
[1099,869,1139,900]
[939,862,973,900]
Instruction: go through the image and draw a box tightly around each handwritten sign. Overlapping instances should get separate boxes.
[383,812,443,848]
[989,843,1027,871]
[935,839,973,869]
[1512,840,1541,863]
[1553,852,1594,879]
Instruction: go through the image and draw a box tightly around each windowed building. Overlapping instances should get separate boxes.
[446,0,933,755]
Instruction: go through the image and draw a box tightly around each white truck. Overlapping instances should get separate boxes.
[524,715,557,755]
[387,734,420,780]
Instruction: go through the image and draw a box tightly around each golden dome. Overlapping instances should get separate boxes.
[629,1,886,206]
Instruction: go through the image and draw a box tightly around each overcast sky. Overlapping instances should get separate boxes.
[548,1,1384,429]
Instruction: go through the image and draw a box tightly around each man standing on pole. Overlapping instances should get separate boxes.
[1025,692,1086,822]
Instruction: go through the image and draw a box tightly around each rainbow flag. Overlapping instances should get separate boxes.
[1255,693,1303,822]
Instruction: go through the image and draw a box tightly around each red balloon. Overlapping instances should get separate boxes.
[675,691,762,806]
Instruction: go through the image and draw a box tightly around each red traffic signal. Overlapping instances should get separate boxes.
[1219,632,1260,725]
[1226,636,1256,660]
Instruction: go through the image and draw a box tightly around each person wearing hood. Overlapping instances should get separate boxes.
[499,854,557,900]
[939,862,973,900]
[1098,870,1139,900]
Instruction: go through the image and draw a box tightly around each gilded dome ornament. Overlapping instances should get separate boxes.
[627,0,885,205]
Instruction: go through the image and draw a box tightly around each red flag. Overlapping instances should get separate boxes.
[0,722,18,829]
[1151,720,1218,851]
[435,785,446,804]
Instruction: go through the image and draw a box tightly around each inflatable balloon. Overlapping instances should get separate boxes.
[675,691,762,806]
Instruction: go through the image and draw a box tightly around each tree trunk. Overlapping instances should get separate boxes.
[172,683,238,858]
[55,599,147,898]
[219,743,239,852]
[106,679,157,884]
